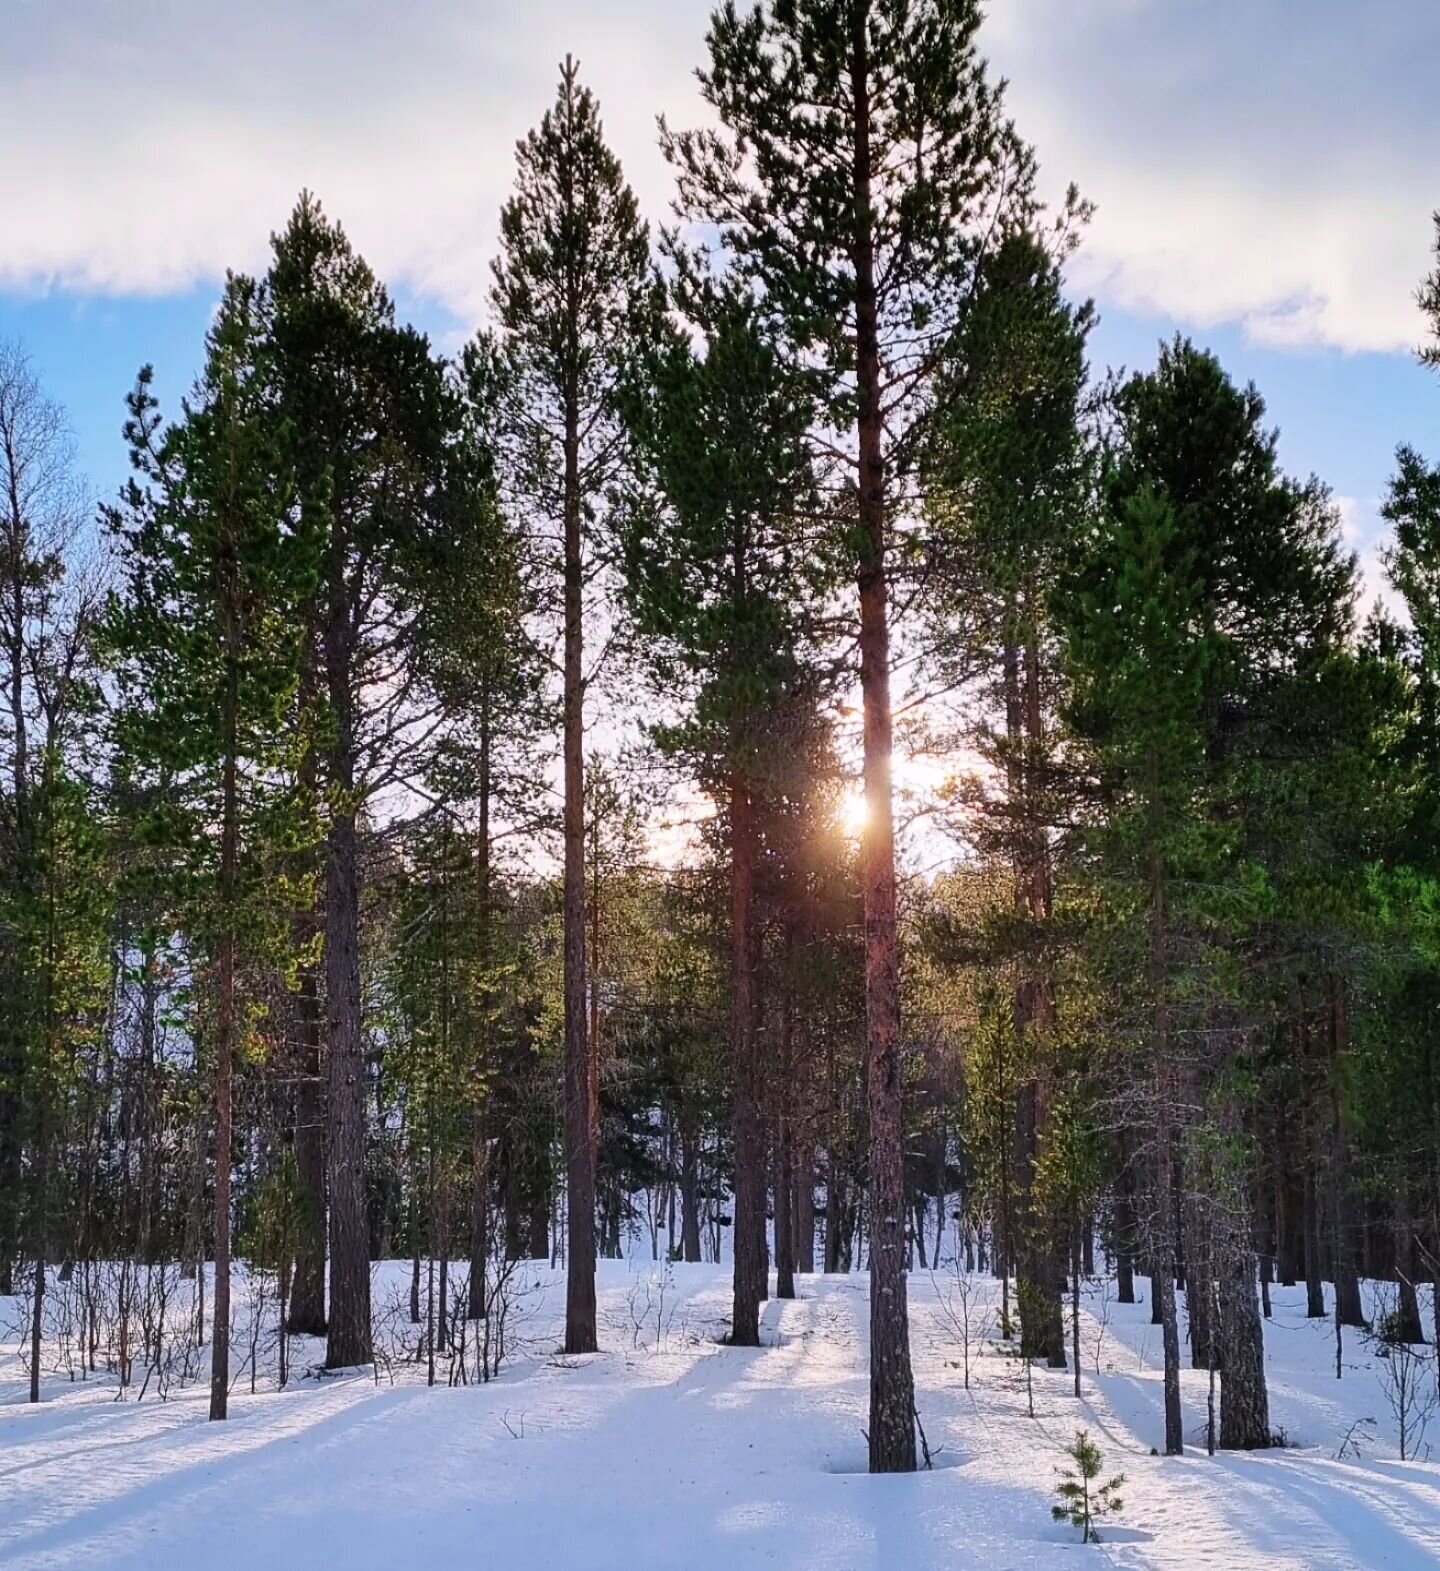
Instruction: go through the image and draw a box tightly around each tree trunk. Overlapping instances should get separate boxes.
[729,771,764,1345]
[209,921,235,1420]
[28,1250,44,1403]
[775,1119,796,1299]
[27,1097,46,1403]
[587,772,605,1258]
[1256,1176,1275,1319]
[1187,1199,1215,1371]
[850,17,915,1473]
[0,510,29,1301]
[1114,1160,1137,1305]
[288,641,326,1339]
[209,530,243,1420]
[1156,1231,1183,1453]
[469,1121,489,1320]
[1218,1227,1270,1449]
[1010,608,1065,1369]
[679,1115,702,1264]
[324,805,371,1368]
[1432,1246,1440,1393]
[1333,1179,1367,1330]
[1172,1144,1188,1292]
[561,372,596,1356]
[774,966,797,1300]
[1071,1228,1082,1398]
[1328,986,1366,1330]
[0,1073,17,1297]
[528,1190,550,1262]
[288,947,327,1336]
[793,1138,815,1275]
[469,692,494,1319]
[824,1164,845,1274]
[1303,1165,1326,1318]
[1150,836,1183,1456]
[408,1175,421,1324]
[1275,1163,1299,1286]
[436,1176,450,1353]
[1116,1247,1134,1306]
[933,1138,947,1268]
[1393,1193,1424,1344]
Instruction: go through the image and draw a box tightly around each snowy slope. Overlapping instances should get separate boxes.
[2,1263,1438,1570]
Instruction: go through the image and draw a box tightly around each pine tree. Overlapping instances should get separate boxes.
[0,343,93,1302]
[664,0,1049,1471]
[620,270,821,1343]
[1034,1070,1102,1397]
[490,58,653,1355]
[925,231,1095,1367]
[962,982,1022,1333]
[436,342,548,1321]
[1051,1429,1124,1544]
[1111,339,1356,1441]
[1060,485,1222,1455]
[266,193,462,1370]
[11,703,108,1405]
[0,350,111,1402]
[105,275,318,1418]
[1373,221,1440,1361]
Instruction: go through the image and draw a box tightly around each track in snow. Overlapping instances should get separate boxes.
[2,1263,1438,1569]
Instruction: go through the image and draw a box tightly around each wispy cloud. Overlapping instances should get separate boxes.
[1,0,712,324]
[3,0,1434,357]
[988,0,1437,353]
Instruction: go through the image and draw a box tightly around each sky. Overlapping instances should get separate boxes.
[3,0,1438,614]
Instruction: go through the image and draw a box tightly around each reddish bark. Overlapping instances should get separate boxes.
[730,772,764,1345]
[561,361,597,1354]
[851,12,915,1470]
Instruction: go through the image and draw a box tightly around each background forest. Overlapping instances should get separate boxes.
[3,0,1440,1494]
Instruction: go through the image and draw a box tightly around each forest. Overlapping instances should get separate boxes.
[3,1,1440,1554]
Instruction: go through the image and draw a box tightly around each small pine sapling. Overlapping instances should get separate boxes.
[1052,1428,1125,1544]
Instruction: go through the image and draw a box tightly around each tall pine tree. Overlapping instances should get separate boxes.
[665,0,1047,1469]
[106,275,317,1418]
[620,270,822,1343]
[267,194,461,1370]
[490,58,652,1355]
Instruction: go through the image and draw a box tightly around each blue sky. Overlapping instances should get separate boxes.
[3,0,1436,609]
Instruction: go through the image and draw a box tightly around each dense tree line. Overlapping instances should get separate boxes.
[3,0,1440,1475]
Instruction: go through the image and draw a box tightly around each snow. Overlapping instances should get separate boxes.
[2,1262,1438,1569]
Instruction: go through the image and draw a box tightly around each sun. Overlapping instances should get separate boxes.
[841,785,869,837]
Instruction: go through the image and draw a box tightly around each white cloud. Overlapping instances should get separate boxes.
[987,0,1437,353]
[1,0,1434,355]
[0,0,713,325]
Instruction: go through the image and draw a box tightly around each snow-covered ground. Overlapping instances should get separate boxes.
[2,1261,1438,1569]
